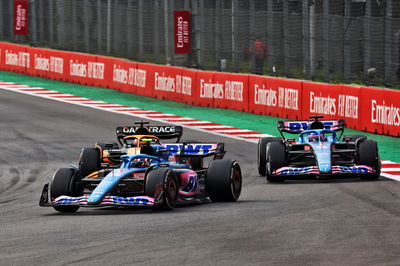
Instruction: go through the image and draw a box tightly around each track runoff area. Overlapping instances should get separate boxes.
[1,81,399,182]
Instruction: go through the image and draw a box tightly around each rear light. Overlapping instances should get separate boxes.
[304,145,311,151]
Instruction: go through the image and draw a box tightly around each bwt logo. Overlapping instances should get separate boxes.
[286,121,334,131]
[163,144,214,155]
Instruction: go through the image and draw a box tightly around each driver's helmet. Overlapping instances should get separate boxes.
[131,158,150,168]
[319,132,327,141]
[308,132,319,142]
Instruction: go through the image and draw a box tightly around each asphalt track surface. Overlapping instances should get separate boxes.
[1,89,400,266]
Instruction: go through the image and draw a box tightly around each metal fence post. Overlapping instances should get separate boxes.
[49,0,54,44]
[310,0,316,79]
[107,0,111,54]
[344,0,351,82]
[84,0,90,53]
[138,0,144,61]
[302,0,310,79]
[283,0,290,76]
[164,0,170,64]
[231,0,237,72]
[215,0,221,70]
[323,0,329,82]
[56,0,64,48]
[72,0,77,50]
[169,0,175,65]
[30,0,37,45]
[97,0,102,54]
[38,0,44,44]
[364,0,372,79]
[385,0,393,85]
[154,0,160,63]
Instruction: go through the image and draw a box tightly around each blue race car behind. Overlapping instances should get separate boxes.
[257,116,381,182]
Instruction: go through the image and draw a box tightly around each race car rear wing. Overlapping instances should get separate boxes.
[278,118,345,134]
[161,142,225,159]
[116,124,183,142]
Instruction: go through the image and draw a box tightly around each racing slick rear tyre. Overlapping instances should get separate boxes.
[257,137,281,176]
[358,140,381,180]
[266,142,287,183]
[206,159,242,202]
[50,168,81,213]
[145,168,178,211]
[79,147,100,177]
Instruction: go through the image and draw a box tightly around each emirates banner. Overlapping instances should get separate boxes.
[174,11,191,54]
[14,0,29,35]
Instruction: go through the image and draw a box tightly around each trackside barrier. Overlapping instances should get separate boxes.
[0,42,399,137]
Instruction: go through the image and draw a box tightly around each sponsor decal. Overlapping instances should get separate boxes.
[163,144,215,155]
[5,50,30,67]
[371,100,400,126]
[14,1,29,35]
[309,91,336,115]
[200,79,224,99]
[278,87,299,110]
[174,11,191,54]
[70,60,87,77]
[88,62,104,79]
[176,75,192,95]
[132,172,145,179]
[121,126,176,134]
[200,79,243,101]
[225,80,243,101]
[50,56,64,74]
[34,54,49,71]
[285,121,335,131]
[338,94,358,119]
[129,68,146,88]
[254,83,277,106]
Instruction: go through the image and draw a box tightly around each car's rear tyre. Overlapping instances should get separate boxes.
[266,142,287,183]
[358,139,381,180]
[206,159,242,202]
[145,168,178,210]
[79,147,100,177]
[257,137,281,176]
[50,168,81,213]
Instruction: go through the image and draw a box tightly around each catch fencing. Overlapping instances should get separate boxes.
[1,0,400,86]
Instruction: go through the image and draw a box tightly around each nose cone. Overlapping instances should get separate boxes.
[318,163,332,173]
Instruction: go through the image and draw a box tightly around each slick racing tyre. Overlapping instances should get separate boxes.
[206,159,242,202]
[79,147,100,177]
[257,137,281,176]
[50,168,82,213]
[145,168,178,211]
[358,139,381,180]
[266,142,287,183]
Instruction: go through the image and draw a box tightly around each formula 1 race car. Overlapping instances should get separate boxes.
[39,122,242,213]
[257,116,381,182]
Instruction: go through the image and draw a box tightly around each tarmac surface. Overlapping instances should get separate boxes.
[1,89,400,265]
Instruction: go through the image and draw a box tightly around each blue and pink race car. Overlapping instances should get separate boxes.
[257,116,381,182]
[40,122,242,212]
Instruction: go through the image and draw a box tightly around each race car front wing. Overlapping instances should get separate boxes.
[272,165,377,176]
[39,183,163,207]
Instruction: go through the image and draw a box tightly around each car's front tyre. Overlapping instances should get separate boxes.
[50,168,82,213]
[206,159,242,202]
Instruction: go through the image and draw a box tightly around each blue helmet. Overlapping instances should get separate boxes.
[308,132,319,142]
